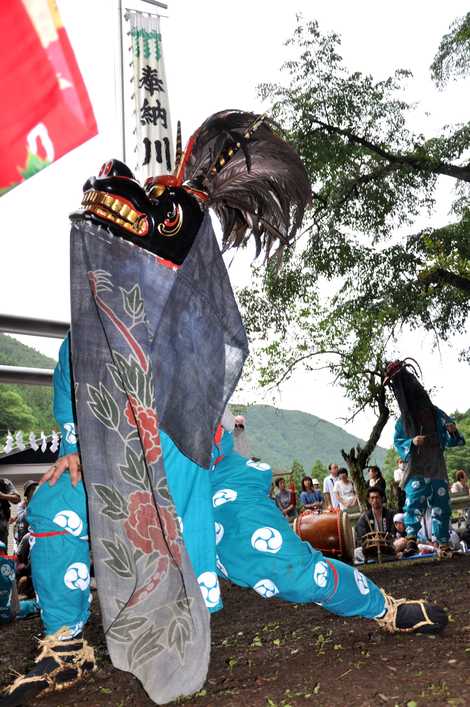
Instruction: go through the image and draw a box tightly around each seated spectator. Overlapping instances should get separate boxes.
[367,465,387,500]
[0,540,38,623]
[16,531,34,598]
[451,469,469,495]
[355,488,395,547]
[0,477,20,550]
[13,480,38,550]
[393,512,407,554]
[300,476,324,510]
[274,477,296,521]
[333,468,358,510]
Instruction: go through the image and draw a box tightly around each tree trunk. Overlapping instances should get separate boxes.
[341,380,390,509]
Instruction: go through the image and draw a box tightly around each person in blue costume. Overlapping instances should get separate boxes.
[386,359,465,559]
[1,113,448,707]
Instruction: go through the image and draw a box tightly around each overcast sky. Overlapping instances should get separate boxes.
[2,0,469,448]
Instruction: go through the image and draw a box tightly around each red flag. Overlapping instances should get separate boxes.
[0,0,97,194]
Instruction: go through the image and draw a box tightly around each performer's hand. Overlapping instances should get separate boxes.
[40,452,82,487]
[412,435,426,446]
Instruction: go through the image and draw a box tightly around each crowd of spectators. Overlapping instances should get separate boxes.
[0,478,39,623]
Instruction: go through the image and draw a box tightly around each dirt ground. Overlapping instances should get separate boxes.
[2,555,470,707]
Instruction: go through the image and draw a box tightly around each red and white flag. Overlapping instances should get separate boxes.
[0,0,97,195]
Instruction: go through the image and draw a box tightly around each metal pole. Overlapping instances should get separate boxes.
[0,365,53,386]
[140,0,168,8]
[0,314,69,339]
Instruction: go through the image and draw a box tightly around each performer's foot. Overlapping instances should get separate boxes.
[437,544,453,560]
[375,591,448,635]
[0,628,96,707]
[402,537,419,558]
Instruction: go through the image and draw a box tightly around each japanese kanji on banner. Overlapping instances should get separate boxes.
[127,10,173,182]
[0,0,97,196]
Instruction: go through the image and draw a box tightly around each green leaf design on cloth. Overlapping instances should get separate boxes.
[129,626,166,668]
[102,536,135,578]
[119,445,150,489]
[87,382,120,430]
[120,284,145,323]
[107,614,148,642]
[94,484,128,520]
[113,350,154,407]
[168,616,192,662]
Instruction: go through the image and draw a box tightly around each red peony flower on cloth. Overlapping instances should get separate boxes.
[124,395,162,464]
[124,490,182,564]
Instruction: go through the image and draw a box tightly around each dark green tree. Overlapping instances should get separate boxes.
[0,385,36,434]
[239,14,470,502]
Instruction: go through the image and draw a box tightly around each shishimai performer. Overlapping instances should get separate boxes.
[2,112,447,707]
[386,359,465,559]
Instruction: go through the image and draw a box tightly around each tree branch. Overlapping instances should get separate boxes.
[310,116,470,183]
[418,267,470,295]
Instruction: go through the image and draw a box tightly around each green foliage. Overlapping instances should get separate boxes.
[290,459,305,489]
[0,334,56,439]
[431,13,470,87]
[446,409,470,478]
[240,14,470,482]
[0,386,36,432]
[310,459,327,482]
[382,446,398,483]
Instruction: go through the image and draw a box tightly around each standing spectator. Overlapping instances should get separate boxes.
[274,477,296,521]
[451,470,469,495]
[0,477,20,549]
[367,466,387,500]
[323,463,340,509]
[333,468,358,510]
[13,480,38,550]
[393,458,405,485]
[300,476,324,510]
[392,457,406,511]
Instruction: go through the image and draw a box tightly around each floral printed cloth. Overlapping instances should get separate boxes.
[69,214,248,703]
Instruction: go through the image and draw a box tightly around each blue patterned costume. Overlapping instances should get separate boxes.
[394,410,464,543]
[28,336,388,639]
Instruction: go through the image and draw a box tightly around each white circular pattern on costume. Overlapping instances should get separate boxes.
[214,522,224,545]
[437,487,447,497]
[432,507,443,517]
[246,459,271,472]
[0,564,15,581]
[216,554,228,577]
[251,527,283,554]
[64,562,90,591]
[212,488,238,507]
[313,560,329,588]
[354,569,370,595]
[198,571,221,609]
[53,509,83,537]
[253,579,279,599]
[411,480,421,490]
[406,526,415,535]
[64,422,77,445]
[177,516,184,534]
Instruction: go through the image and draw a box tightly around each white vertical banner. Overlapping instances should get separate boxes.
[124,9,173,182]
